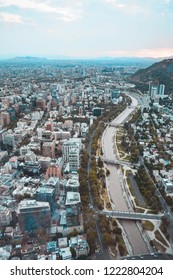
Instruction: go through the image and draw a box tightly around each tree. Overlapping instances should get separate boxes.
[165,195,173,206]
[106,169,110,176]
[97,168,105,178]
[68,229,78,238]
[103,233,114,246]
[97,157,103,168]
[113,227,122,235]
[118,244,125,256]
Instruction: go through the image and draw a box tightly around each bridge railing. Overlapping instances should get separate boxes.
[101,210,164,221]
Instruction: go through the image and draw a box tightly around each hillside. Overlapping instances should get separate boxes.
[127,58,173,94]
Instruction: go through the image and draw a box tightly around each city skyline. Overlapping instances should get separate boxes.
[0,0,173,59]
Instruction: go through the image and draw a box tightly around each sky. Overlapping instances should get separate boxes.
[0,0,173,59]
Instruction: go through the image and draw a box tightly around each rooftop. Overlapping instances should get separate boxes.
[18,199,50,209]
[65,192,81,205]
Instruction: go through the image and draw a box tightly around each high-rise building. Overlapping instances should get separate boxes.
[151,86,159,99]
[0,206,12,227]
[149,81,159,97]
[149,81,166,99]
[18,200,51,232]
[69,148,80,172]
[112,89,120,99]
[36,187,56,213]
[62,139,82,165]
[7,107,16,122]
[65,192,81,227]
[159,84,165,96]
[2,132,15,148]
[42,141,55,158]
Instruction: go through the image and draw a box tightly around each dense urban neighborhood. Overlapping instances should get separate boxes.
[0,58,173,260]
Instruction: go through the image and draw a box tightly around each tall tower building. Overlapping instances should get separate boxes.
[62,139,81,163]
[69,148,80,172]
[149,81,159,97]
[159,84,165,96]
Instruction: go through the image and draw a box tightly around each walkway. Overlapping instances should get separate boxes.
[102,210,164,221]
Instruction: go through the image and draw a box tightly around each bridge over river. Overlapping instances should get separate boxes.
[102,210,164,221]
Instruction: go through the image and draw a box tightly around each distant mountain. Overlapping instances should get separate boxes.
[4,56,48,63]
[95,56,159,63]
[127,58,173,93]
[0,55,171,65]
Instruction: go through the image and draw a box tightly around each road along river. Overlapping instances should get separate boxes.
[102,95,150,255]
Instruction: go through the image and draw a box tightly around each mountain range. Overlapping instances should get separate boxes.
[128,58,173,94]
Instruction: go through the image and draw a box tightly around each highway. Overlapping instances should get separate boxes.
[102,95,150,255]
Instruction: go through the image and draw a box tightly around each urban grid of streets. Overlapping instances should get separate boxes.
[0,61,173,260]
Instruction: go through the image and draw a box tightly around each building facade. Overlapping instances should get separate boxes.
[18,200,51,232]
[0,206,12,227]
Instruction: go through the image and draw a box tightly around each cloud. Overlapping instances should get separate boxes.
[137,48,173,58]
[102,0,171,15]
[103,0,151,16]
[103,0,126,9]
[103,48,173,58]
[0,0,82,22]
[0,12,24,23]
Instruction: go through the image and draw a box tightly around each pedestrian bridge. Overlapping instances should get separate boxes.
[102,157,121,165]
[101,157,136,167]
[109,124,121,128]
[102,210,164,221]
[107,122,123,128]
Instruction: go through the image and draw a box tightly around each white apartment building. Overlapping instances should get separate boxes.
[62,138,82,172]
[69,148,80,172]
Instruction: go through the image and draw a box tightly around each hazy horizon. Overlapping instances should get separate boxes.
[0,54,169,60]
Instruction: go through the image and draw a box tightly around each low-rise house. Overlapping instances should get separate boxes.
[161,178,173,193]
[58,237,68,248]
[69,235,90,259]
[60,247,72,260]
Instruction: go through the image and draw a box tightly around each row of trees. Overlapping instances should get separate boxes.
[78,96,131,254]
[134,166,162,213]
[98,215,126,256]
